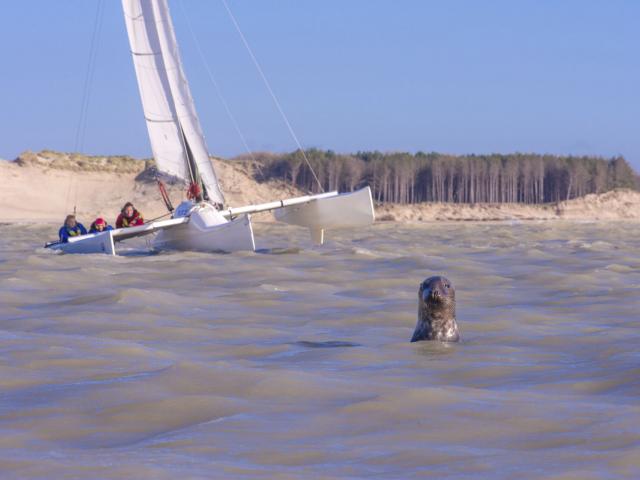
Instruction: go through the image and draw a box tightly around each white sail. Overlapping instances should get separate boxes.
[122,0,225,205]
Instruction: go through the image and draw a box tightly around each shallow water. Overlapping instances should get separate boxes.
[1,221,639,479]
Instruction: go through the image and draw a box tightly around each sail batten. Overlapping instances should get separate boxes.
[122,0,225,205]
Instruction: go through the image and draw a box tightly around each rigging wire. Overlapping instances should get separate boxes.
[76,0,104,154]
[179,0,260,172]
[219,0,324,192]
[65,0,105,214]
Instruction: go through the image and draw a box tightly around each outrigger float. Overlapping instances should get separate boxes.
[46,0,374,255]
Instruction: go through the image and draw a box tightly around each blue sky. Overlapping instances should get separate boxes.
[1,1,638,167]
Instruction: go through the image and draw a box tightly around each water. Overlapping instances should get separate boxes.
[1,221,639,479]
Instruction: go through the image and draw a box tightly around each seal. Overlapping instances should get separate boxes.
[411,276,460,342]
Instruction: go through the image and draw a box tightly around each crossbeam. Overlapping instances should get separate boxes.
[221,191,339,219]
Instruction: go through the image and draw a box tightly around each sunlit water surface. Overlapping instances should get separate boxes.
[1,221,639,479]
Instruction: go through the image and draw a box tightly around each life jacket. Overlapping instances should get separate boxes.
[117,210,143,228]
[59,223,87,242]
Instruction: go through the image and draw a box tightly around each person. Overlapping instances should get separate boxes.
[116,202,144,228]
[58,214,87,242]
[89,217,113,234]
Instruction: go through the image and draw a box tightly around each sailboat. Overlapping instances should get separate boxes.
[46,0,374,255]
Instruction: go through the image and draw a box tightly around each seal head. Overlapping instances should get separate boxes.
[411,276,459,342]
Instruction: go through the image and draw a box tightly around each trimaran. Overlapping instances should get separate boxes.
[46,0,374,255]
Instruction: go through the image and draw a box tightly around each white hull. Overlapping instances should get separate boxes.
[153,201,256,253]
[274,187,375,244]
[274,187,374,230]
[46,230,116,255]
[45,217,190,255]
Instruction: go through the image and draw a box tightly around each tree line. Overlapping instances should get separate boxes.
[240,150,639,204]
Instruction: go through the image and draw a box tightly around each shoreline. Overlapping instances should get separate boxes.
[374,189,640,223]
[3,219,639,227]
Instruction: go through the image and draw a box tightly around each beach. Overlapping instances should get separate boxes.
[2,150,640,225]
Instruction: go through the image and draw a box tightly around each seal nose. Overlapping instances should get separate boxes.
[431,289,440,299]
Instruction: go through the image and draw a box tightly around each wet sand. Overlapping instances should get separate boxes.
[1,221,639,478]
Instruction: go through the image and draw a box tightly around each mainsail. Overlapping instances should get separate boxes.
[122,0,225,205]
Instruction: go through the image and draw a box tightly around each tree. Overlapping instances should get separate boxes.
[246,150,638,205]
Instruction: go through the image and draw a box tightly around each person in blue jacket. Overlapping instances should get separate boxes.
[88,217,114,234]
[58,214,87,242]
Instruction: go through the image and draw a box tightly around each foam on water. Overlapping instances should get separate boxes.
[1,221,639,478]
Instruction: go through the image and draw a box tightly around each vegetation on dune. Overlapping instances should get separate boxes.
[15,150,149,174]
[244,149,639,204]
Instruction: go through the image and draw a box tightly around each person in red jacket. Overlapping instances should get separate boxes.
[116,202,144,228]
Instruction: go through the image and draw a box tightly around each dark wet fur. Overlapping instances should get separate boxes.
[411,276,459,342]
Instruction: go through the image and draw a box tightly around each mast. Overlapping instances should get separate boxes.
[122,0,225,205]
[179,124,208,202]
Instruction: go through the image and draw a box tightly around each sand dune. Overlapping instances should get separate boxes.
[2,150,640,224]
[0,151,302,224]
[376,189,640,222]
